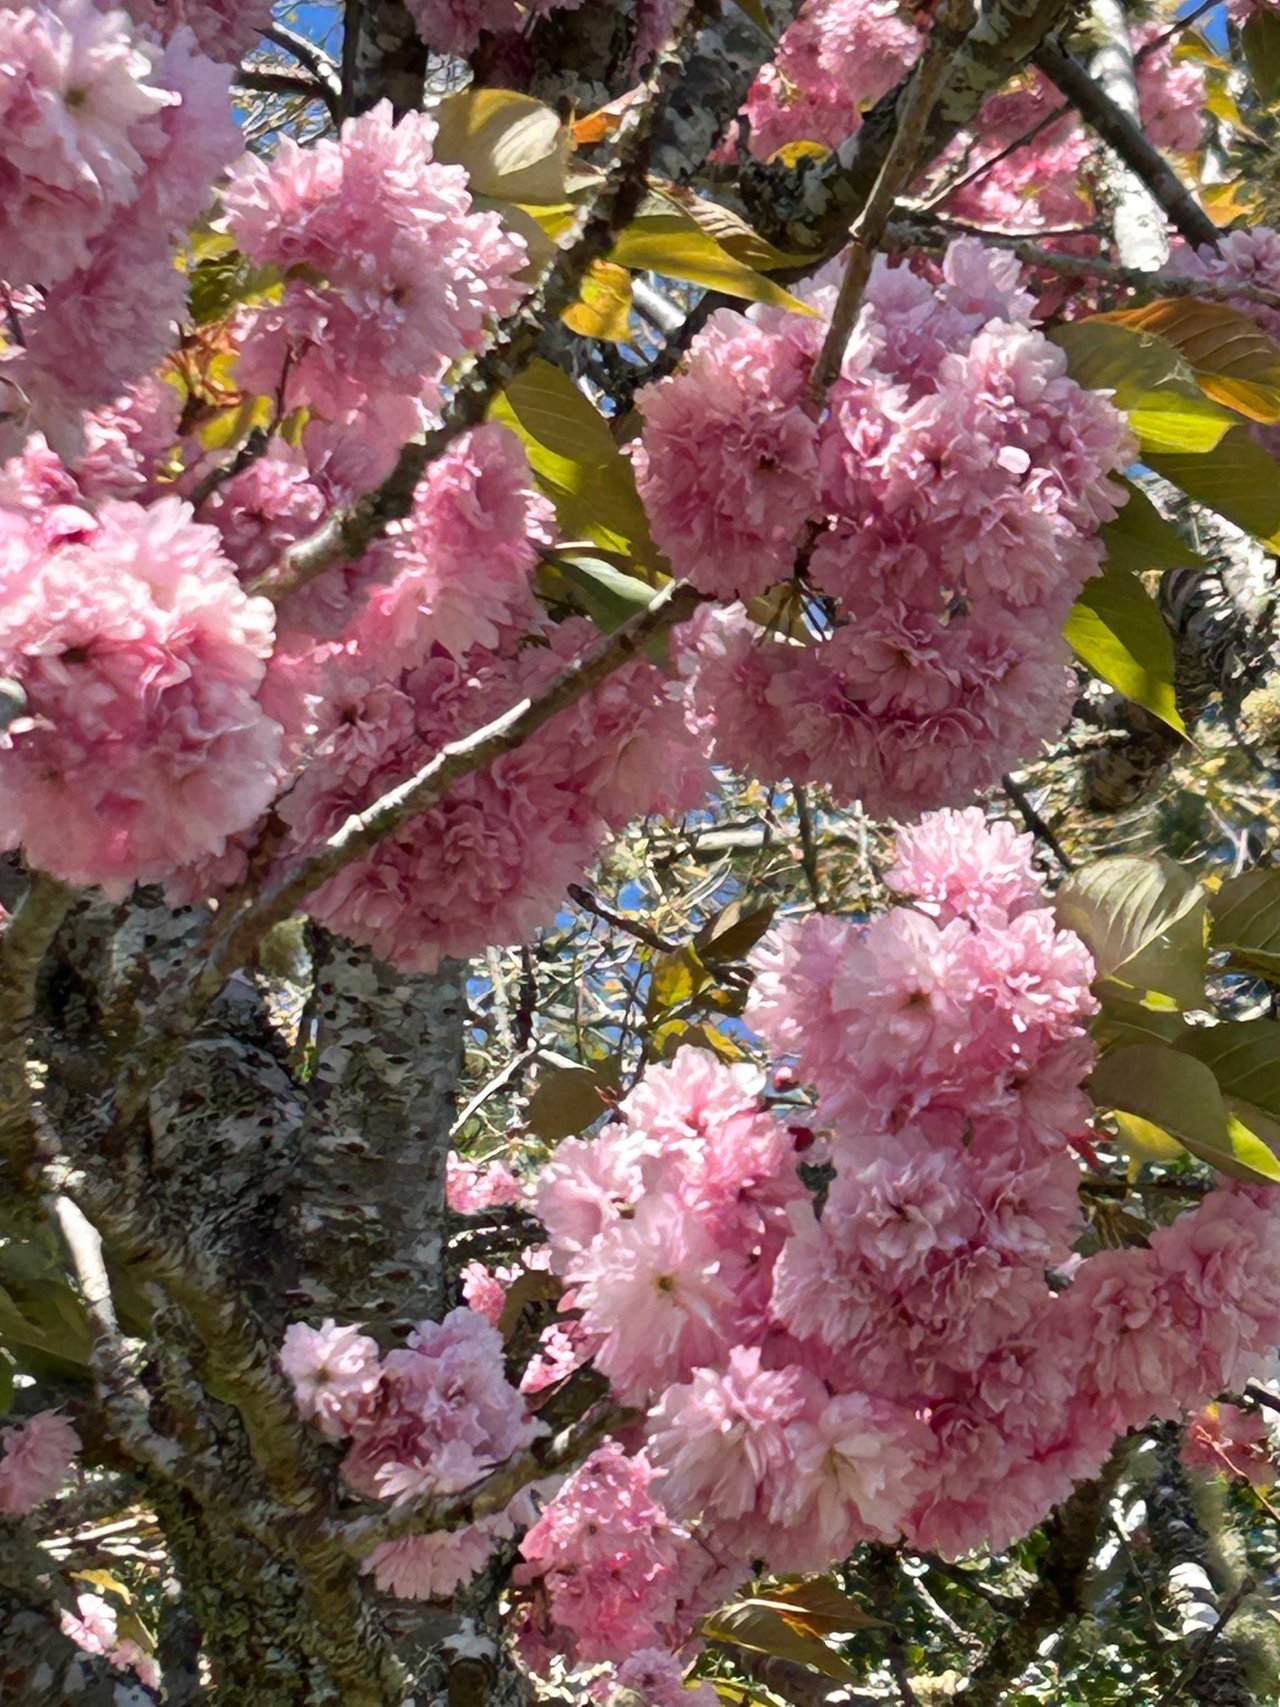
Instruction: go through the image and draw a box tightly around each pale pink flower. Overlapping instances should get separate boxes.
[280,1319,382,1440]
[0,1409,80,1513]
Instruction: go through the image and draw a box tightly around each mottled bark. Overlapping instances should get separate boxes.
[291,935,465,1330]
[1087,0,1169,269]
[345,0,428,116]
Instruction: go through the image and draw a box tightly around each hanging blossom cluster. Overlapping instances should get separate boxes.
[637,241,1132,816]
[223,101,527,429]
[512,810,1280,1678]
[281,1308,544,1601]
[1168,226,1280,343]
[0,1409,80,1514]
[0,0,239,456]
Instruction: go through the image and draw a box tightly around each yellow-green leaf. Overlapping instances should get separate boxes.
[1089,1042,1280,1183]
[1065,558,1184,733]
[1097,297,1280,423]
[525,1060,618,1141]
[611,208,815,314]
[701,1599,858,1682]
[432,87,572,206]
[491,358,662,566]
[1102,482,1199,572]
[1210,867,1280,980]
[1054,854,1207,1010]
[1147,429,1280,543]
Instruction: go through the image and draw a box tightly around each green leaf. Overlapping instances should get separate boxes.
[1093,997,1188,1053]
[695,900,776,963]
[1177,1018,1280,1126]
[1055,855,1207,1010]
[1101,482,1199,572]
[0,1352,13,1417]
[1049,320,1199,408]
[701,1599,858,1681]
[545,552,660,631]
[431,87,573,206]
[525,1060,619,1141]
[611,198,816,314]
[1146,429,1280,543]
[1065,559,1184,733]
[186,251,281,326]
[1244,7,1280,104]
[491,359,662,566]
[1088,1042,1280,1183]
[1209,867,1280,979]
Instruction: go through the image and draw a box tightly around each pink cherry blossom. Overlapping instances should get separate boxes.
[0,1409,80,1513]
[0,494,282,895]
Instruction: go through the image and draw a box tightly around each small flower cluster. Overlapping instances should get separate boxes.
[224,102,527,427]
[519,809,1280,1674]
[61,1592,160,1689]
[513,1441,733,1673]
[739,0,1201,176]
[0,1409,80,1514]
[0,489,282,895]
[0,1,239,455]
[281,1307,543,1600]
[640,241,1131,816]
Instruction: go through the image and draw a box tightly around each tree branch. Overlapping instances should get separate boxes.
[887,221,1280,309]
[193,583,708,1008]
[1033,36,1219,250]
[955,1452,1117,1704]
[809,0,978,395]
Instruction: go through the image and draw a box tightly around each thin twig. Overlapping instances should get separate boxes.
[888,221,1280,309]
[336,1397,629,1556]
[1034,36,1219,250]
[1002,772,1074,870]
[567,883,679,953]
[809,0,978,396]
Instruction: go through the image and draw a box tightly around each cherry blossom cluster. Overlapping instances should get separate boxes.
[61,1592,160,1689]
[0,486,283,895]
[0,1408,80,1514]
[640,241,1132,815]
[517,809,1280,1677]
[1182,1401,1275,1487]
[281,1307,543,1600]
[0,0,239,456]
[224,101,527,428]
[1168,226,1280,343]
